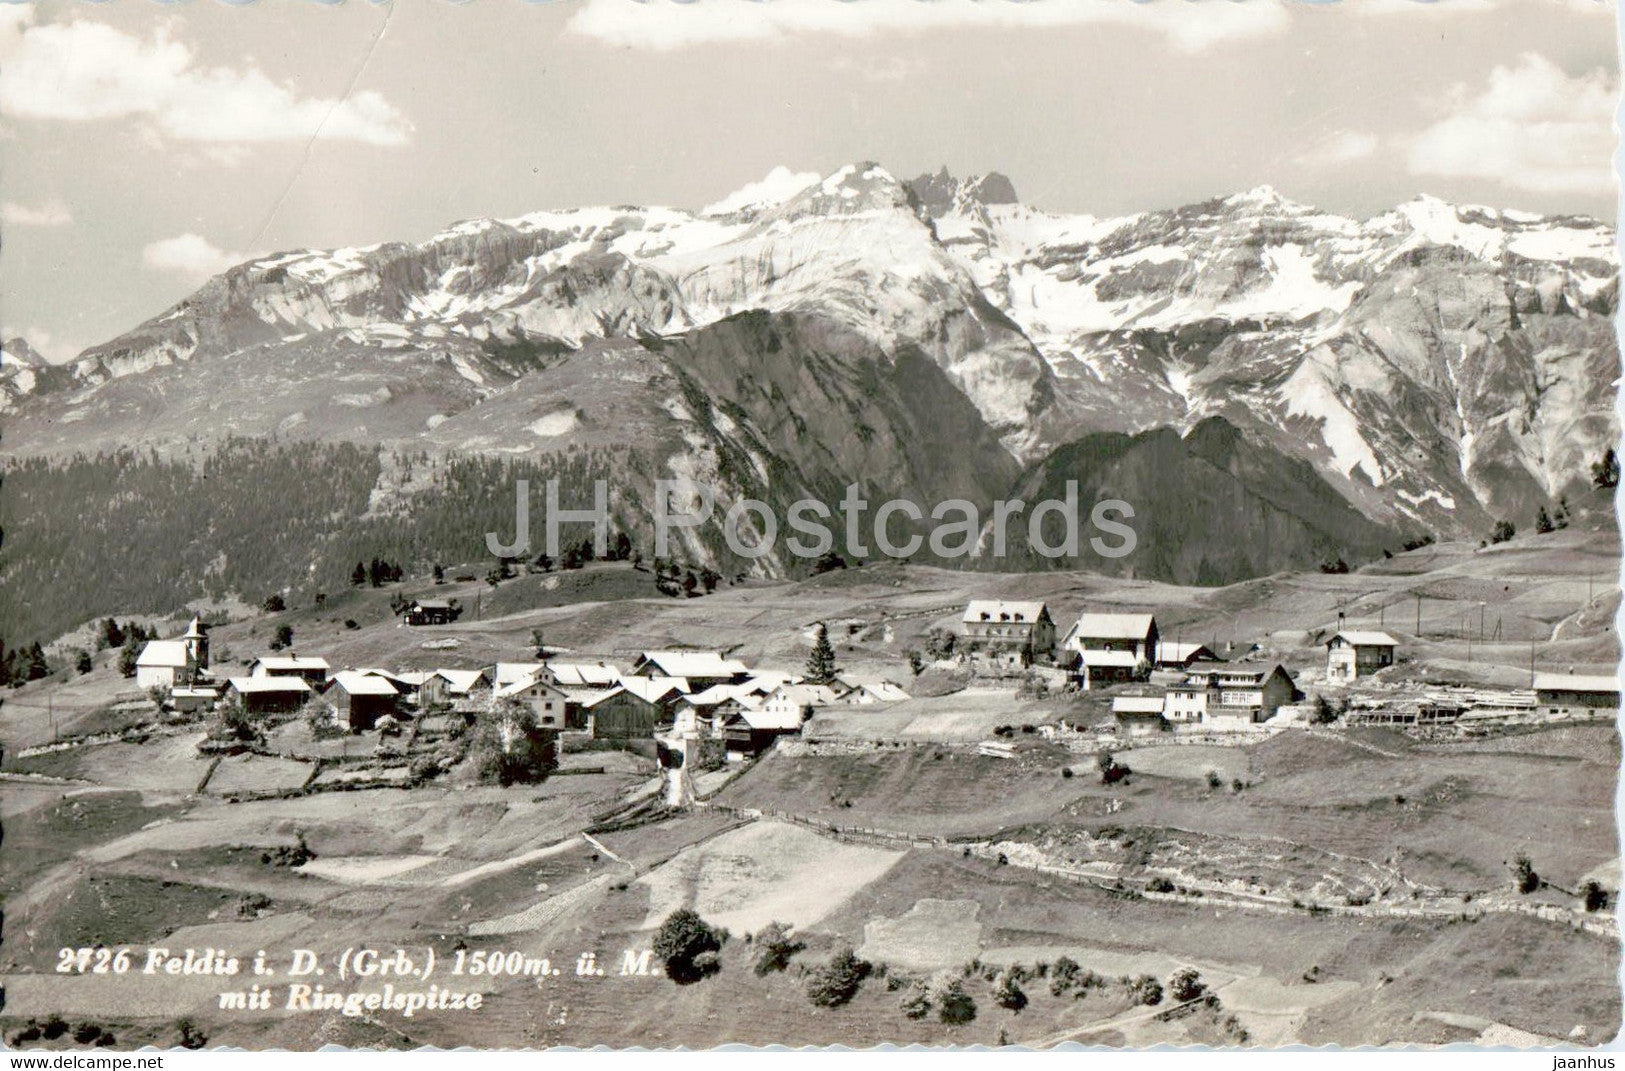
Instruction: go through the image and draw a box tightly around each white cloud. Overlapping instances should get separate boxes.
[703,166,821,215]
[141,233,253,278]
[0,14,412,148]
[2,197,72,226]
[564,0,1291,54]
[1296,129,1379,167]
[1407,53,1616,196]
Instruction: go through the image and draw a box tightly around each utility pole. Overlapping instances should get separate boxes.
[1415,594,1422,639]
[1529,641,1536,689]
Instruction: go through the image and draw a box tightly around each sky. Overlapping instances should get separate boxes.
[0,0,1618,362]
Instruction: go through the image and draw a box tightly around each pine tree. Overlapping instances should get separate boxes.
[26,642,49,681]
[806,623,837,685]
[117,638,140,678]
[1593,448,1620,489]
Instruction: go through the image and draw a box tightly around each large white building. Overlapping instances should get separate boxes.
[134,617,208,691]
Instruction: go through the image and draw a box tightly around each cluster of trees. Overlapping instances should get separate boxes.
[468,699,558,787]
[652,910,727,984]
[0,440,646,656]
[651,558,723,598]
[0,440,384,653]
[352,559,406,587]
[113,620,162,678]
[1534,498,1573,534]
[0,638,51,686]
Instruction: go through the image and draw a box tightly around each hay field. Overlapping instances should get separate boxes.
[634,820,903,933]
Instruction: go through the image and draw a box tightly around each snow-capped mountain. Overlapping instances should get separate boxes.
[4,163,1616,559]
[0,336,47,409]
[923,173,1617,531]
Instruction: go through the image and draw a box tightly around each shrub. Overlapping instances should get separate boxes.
[899,980,932,1019]
[993,969,1028,1012]
[806,947,871,1007]
[1169,967,1206,1003]
[1510,854,1540,895]
[652,909,726,984]
[1128,975,1163,1006]
[1583,880,1610,912]
[931,974,977,1024]
[1205,769,1222,789]
[752,922,804,976]
[174,1017,207,1049]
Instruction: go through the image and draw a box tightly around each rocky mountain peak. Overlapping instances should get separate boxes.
[906,166,1020,217]
[1,337,45,370]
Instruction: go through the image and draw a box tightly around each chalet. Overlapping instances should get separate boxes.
[170,684,220,715]
[672,687,759,737]
[759,683,840,723]
[1184,662,1299,726]
[1533,673,1621,715]
[831,674,911,704]
[547,661,622,690]
[587,677,686,740]
[1112,695,1168,737]
[134,616,209,690]
[405,599,457,626]
[1162,682,1208,725]
[420,668,490,710]
[389,670,433,707]
[226,675,310,717]
[493,662,547,689]
[960,600,1057,668]
[1155,642,1220,670]
[1325,631,1398,682]
[721,705,806,758]
[249,655,330,687]
[630,650,749,689]
[492,672,570,729]
[323,671,400,731]
[1063,613,1158,688]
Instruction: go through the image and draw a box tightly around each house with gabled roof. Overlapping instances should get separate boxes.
[721,703,808,758]
[405,599,457,626]
[587,676,687,740]
[1155,642,1221,670]
[1325,630,1398,682]
[1063,612,1159,689]
[1533,673,1621,714]
[959,600,1057,671]
[1112,695,1168,737]
[249,654,330,687]
[492,672,570,729]
[226,675,310,717]
[1183,662,1299,726]
[323,670,400,731]
[630,650,749,688]
[831,673,910,704]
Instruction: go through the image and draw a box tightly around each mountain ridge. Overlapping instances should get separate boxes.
[2,163,1616,574]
